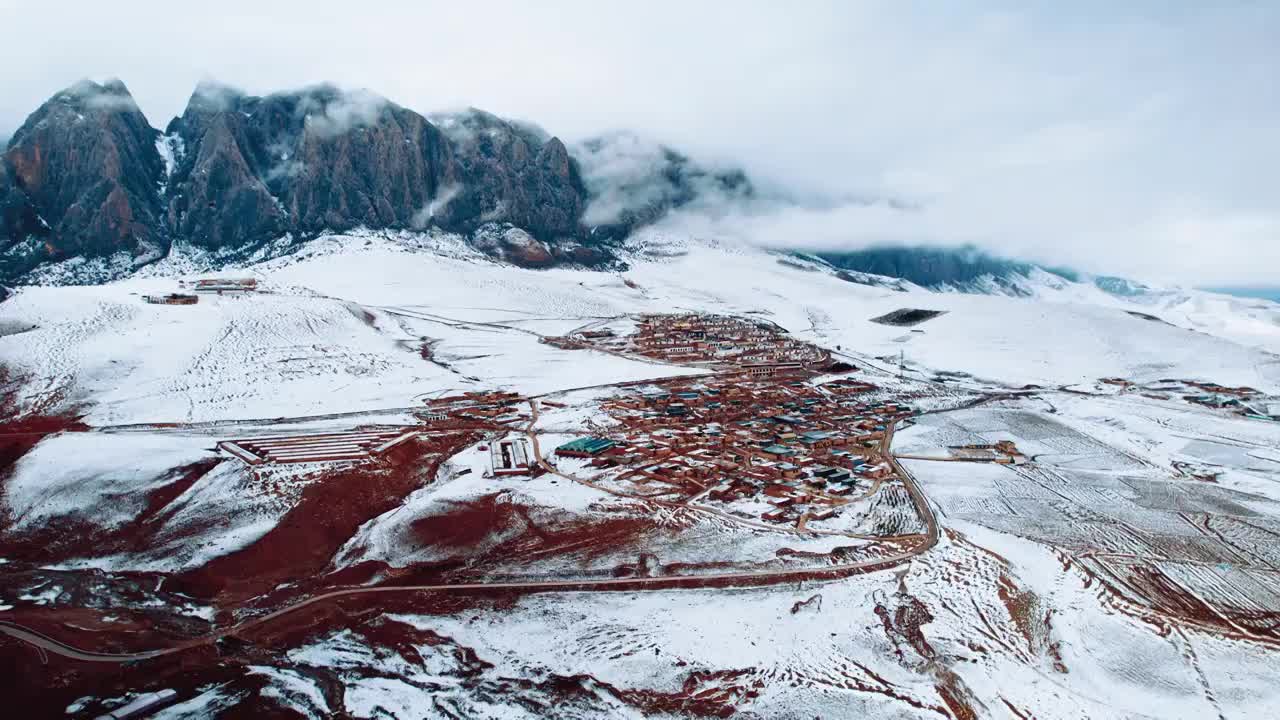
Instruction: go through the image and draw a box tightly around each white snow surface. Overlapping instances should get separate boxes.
[2,432,213,531]
[4,232,1280,717]
[2,234,1277,426]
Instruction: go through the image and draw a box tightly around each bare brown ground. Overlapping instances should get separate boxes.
[0,589,499,718]
[0,430,488,715]
[168,432,478,605]
[1,458,220,565]
[611,668,763,718]
[936,680,979,720]
[392,492,688,581]
[872,570,987,720]
[1066,554,1280,647]
[408,491,518,550]
[0,413,88,489]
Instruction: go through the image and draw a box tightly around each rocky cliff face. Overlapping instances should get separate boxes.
[431,109,585,241]
[0,161,48,264]
[0,79,755,283]
[162,84,591,263]
[810,246,1085,296]
[163,83,461,251]
[1,80,166,278]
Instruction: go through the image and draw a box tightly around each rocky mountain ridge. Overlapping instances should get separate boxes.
[0,79,751,283]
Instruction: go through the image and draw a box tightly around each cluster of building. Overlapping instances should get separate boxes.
[1180,381,1280,420]
[562,313,831,372]
[945,441,1027,464]
[489,437,539,477]
[1105,377,1280,422]
[219,428,419,465]
[143,293,198,305]
[415,391,526,426]
[183,277,259,295]
[142,277,259,306]
[553,373,915,530]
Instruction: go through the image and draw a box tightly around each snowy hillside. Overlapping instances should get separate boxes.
[5,231,1276,426]
[3,231,1280,719]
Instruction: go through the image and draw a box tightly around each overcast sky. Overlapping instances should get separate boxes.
[1,1,1276,285]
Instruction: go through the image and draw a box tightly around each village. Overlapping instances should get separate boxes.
[141,277,260,305]
[203,310,933,537]
[548,312,835,374]
[537,314,927,535]
[1100,376,1280,422]
[549,371,920,534]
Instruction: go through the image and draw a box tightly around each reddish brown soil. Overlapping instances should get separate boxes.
[936,678,979,720]
[0,590,495,718]
[0,458,220,565]
[1074,555,1280,646]
[1000,697,1035,719]
[3,585,769,719]
[169,432,478,604]
[0,600,215,659]
[997,576,1037,646]
[610,668,763,718]
[404,492,660,576]
[409,491,516,550]
[0,413,87,482]
[0,410,92,556]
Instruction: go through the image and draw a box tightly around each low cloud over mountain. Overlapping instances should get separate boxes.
[0,80,761,282]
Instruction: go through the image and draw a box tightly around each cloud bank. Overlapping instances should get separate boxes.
[0,1,1276,285]
[300,88,388,139]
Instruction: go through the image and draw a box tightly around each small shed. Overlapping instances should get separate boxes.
[143,293,199,305]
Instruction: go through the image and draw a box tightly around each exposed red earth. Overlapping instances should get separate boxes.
[0,399,939,718]
[0,312,956,717]
[6,312,1276,717]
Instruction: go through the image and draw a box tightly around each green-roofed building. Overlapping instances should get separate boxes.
[556,437,617,457]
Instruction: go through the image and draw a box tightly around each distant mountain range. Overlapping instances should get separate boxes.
[1201,286,1280,303]
[0,79,751,283]
[806,245,1150,298]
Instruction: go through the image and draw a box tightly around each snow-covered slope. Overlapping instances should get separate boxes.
[4,231,1280,719]
[812,244,1280,356]
[2,232,1276,428]
[0,279,454,424]
[259,231,1280,394]
[934,265,1280,357]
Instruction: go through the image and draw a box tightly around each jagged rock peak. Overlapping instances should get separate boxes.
[1,78,757,283]
[1,77,165,279]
